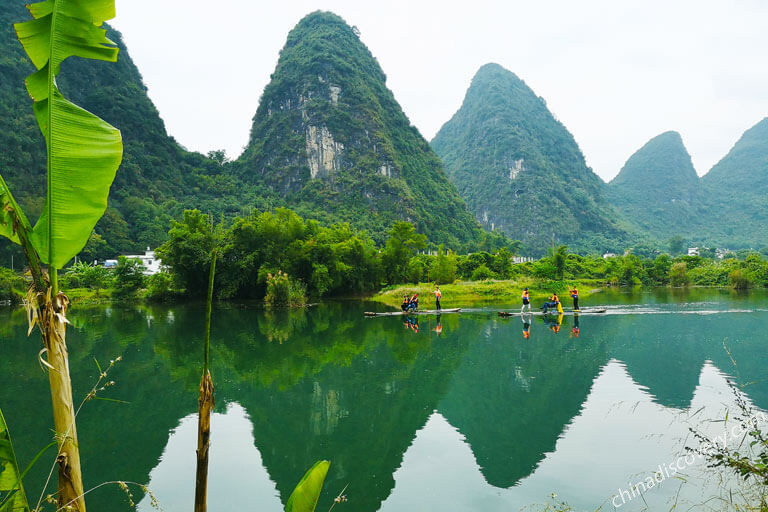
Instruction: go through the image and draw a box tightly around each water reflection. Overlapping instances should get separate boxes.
[0,291,766,511]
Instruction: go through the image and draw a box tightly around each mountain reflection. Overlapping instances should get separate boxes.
[0,293,766,511]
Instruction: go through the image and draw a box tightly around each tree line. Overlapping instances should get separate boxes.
[3,208,768,306]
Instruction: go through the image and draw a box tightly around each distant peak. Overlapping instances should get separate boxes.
[473,62,520,81]
[297,10,347,25]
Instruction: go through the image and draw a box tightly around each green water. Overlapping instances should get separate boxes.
[1,289,767,511]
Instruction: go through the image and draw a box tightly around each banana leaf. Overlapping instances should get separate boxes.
[285,460,330,512]
[14,0,123,269]
[0,408,29,512]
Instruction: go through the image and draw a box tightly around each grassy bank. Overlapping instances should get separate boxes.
[372,279,604,308]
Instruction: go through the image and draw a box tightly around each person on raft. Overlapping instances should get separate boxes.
[521,287,531,313]
[541,292,560,314]
[401,294,410,312]
[521,313,531,339]
[569,286,579,311]
[406,293,419,312]
[434,284,442,311]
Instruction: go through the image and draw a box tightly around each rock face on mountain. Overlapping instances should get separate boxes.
[431,63,627,254]
[0,0,226,258]
[237,11,481,247]
[608,131,703,239]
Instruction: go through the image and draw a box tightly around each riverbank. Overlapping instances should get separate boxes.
[371,279,605,308]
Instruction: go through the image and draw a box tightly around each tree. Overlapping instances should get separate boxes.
[652,254,672,285]
[156,210,217,296]
[431,244,457,284]
[669,235,685,255]
[113,256,146,297]
[669,262,690,286]
[551,245,568,280]
[0,3,124,509]
[382,222,427,283]
[491,247,513,279]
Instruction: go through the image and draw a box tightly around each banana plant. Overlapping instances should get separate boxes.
[285,461,331,512]
[0,408,29,512]
[0,2,124,510]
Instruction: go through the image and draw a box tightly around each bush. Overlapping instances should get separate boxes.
[0,267,25,303]
[669,262,690,287]
[61,261,113,289]
[471,264,496,281]
[728,269,753,289]
[431,245,457,284]
[265,270,306,307]
[113,256,146,298]
[145,272,178,302]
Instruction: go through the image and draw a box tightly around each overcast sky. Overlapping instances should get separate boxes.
[111,0,768,182]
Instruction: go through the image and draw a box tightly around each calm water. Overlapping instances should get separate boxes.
[1,289,767,511]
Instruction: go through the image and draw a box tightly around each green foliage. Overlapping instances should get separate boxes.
[382,222,427,284]
[285,460,330,512]
[12,0,123,269]
[551,245,568,280]
[0,2,235,262]
[729,269,753,290]
[61,261,113,290]
[431,63,630,255]
[145,272,178,302]
[238,11,482,249]
[0,407,29,512]
[471,264,496,281]
[669,262,690,287]
[0,267,25,303]
[608,132,701,241]
[431,245,457,284]
[668,235,685,256]
[652,254,672,285]
[265,271,306,307]
[112,256,145,298]
[156,210,217,296]
[490,247,513,279]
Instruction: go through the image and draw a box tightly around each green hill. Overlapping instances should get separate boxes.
[431,63,630,255]
[236,11,482,248]
[0,1,233,261]
[699,117,768,248]
[608,131,703,240]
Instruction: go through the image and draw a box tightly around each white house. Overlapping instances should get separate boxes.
[687,247,700,256]
[106,248,163,275]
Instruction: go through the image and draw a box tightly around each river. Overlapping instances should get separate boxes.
[1,288,766,511]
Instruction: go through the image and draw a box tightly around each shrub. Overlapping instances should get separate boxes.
[471,264,496,281]
[113,256,146,298]
[728,269,753,290]
[265,270,306,307]
[669,262,690,287]
[0,267,25,303]
[431,245,457,284]
[145,272,178,302]
[62,261,113,289]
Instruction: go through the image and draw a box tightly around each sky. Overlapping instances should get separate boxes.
[111,0,768,182]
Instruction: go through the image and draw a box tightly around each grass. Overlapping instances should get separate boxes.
[372,278,604,308]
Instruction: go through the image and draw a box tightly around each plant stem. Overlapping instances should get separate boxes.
[50,267,58,297]
[42,292,85,511]
[195,249,217,512]
[203,250,217,375]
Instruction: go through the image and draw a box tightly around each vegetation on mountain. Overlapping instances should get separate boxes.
[608,131,703,238]
[0,0,232,266]
[699,117,768,247]
[431,63,632,255]
[237,11,482,249]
